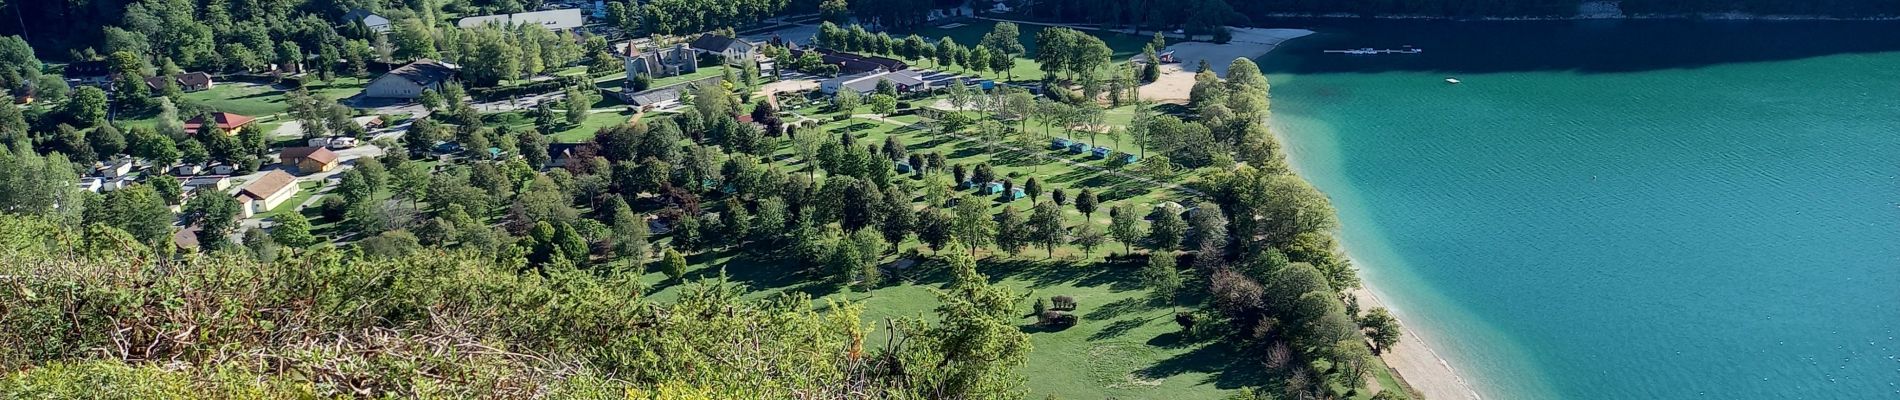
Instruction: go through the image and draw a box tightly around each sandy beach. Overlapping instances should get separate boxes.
[1351,287,1485,400]
[1138,26,1485,399]
[1138,28,1313,104]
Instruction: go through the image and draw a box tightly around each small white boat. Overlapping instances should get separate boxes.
[1445,77,1462,84]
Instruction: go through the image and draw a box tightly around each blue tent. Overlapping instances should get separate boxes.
[1090,146,1110,158]
[959,180,976,189]
[1008,187,1025,200]
[1067,142,1088,154]
[1119,153,1139,164]
[984,181,1005,194]
[895,162,913,173]
[1050,138,1073,150]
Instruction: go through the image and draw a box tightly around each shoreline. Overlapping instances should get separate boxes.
[1239,30,1484,400]
[1268,120,1487,400]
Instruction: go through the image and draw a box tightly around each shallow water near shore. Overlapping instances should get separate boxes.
[1258,18,1900,399]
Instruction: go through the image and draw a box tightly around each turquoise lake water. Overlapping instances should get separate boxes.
[1257,19,1900,399]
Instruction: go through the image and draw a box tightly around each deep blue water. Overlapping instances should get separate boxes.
[1260,19,1900,399]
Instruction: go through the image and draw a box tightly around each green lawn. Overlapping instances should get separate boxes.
[176,77,371,117]
[482,108,641,143]
[264,181,324,219]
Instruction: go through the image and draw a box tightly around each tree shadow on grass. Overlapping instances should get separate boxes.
[1090,316,1153,341]
[1137,339,1270,390]
[1084,295,1157,321]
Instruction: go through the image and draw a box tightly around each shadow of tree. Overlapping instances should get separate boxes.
[1137,339,1270,390]
[1090,316,1153,341]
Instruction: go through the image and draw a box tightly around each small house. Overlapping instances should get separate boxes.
[77,178,104,193]
[457,9,584,31]
[1067,142,1088,154]
[173,225,202,251]
[983,181,1005,195]
[173,163,205,176]
[895,162,913,174]
[99,159,136,178]
[143,72,215,92]
[327,137,360,149]
[64,61,112,85]
[235,171,299,218]
[1008,187,1025,200]
[1090,146,1110,159]
[182,175,233,193]
[278,147,341,173]
[1050,138,1073,150]
[184,112,256,136]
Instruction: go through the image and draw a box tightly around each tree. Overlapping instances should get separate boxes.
[1023,178,1043,201]
[613,208,651,261]
[271,212,319,248]
[949,194,994,255]
[87,185,172,247]
[868,94,898,117]
[148,175,182,206]
[820,0,852,24]
[1029,201,1065,257]
[89,124,126,159]
[182,192,241,250]
[66,86,108,124]
[1360,307,1403,353]
[1072,222,1106,257]
[565,86,590,126]
[1075,189,1099,218]
[1141,251,1182,305]
[1147,206,1187,251]
[662,247,688,281]
[834,89,861,115]
[1108,204,1142,254]
[994,206,1029,256]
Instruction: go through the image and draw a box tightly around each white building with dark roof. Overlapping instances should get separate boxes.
[820,69,928,96]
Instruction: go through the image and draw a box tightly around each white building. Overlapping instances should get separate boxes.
[235,171,300,218]
[820,69,928,95]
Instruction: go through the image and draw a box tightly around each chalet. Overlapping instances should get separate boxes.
[279,146,341,173]
[363,59,458,99]
[236,170,299,218]
[544,142,588,169]
[457,9,584,31]
[341,8,392,33]
[688,34,758,65]
[184,112,256,136]
[173,225,202,250]
[144,72,215,92]
[182,175,233,193]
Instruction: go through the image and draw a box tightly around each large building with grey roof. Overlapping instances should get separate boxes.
[457,9,585,31]
[363,59,459,99]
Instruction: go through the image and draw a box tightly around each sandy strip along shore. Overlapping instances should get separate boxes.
[1138,26,1485,399]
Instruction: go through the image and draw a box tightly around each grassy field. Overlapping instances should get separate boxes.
[176,77,371,117]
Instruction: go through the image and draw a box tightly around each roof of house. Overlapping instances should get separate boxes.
[381,59,459,87]
[806,48,909,73]
[65,61,110,77]
[690,34,755,54]
[173,225,202,249]
[183,112,256,133]
[279,146,339,165]
[826,69,927,94]
[238,170,297,201]
[144,72,214,90]
[457,9,584,30]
